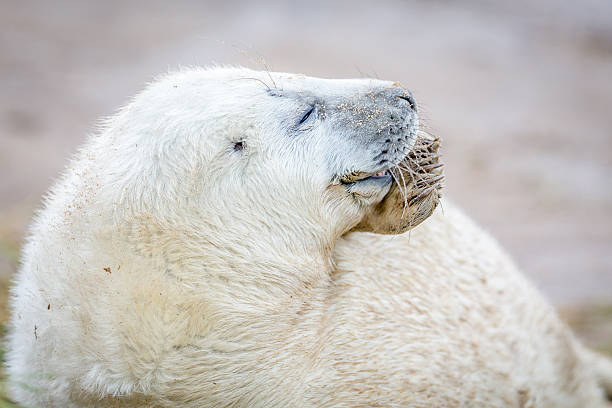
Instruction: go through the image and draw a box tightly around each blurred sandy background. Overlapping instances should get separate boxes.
[1,0,611,388]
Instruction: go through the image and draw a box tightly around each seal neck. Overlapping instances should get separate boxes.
[122,211,338,302]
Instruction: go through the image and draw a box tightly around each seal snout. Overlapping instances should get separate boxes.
[370,86,420,170]
[334,85,421,199]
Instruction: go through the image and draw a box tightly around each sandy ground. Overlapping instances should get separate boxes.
[1,0,611,358]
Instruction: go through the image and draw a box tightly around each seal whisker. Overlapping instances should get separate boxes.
[409,185,437,206]
[403,157,428,185]
[389,168,404,198]
[390,167,408,214]
[230,77,272,91]
[257,57,278,89]
[394,164,410,217]
[418,163,444,171]
[415,175,445,188]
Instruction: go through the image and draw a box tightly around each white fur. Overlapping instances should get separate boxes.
[6,67,611,407]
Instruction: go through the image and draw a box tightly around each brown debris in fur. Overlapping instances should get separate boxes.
[351,130,444,234]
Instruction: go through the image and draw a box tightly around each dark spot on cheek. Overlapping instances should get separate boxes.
[234,141,245,152]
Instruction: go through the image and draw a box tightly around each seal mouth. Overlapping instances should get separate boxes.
[341,131,443,200]
[340,170,391,184]
[339,169,394,200]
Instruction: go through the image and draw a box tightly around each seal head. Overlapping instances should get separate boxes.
[263,73,443,236]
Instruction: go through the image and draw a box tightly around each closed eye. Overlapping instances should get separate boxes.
[299,106,315,125]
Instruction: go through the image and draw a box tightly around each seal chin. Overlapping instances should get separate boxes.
[343,173,393,204]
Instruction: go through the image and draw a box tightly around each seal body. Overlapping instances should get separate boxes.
[5,67,611,407]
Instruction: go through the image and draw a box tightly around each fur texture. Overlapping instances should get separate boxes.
[6,67,611,407]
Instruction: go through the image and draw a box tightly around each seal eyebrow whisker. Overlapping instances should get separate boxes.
[230,77,272,91]
[259,59,277,90]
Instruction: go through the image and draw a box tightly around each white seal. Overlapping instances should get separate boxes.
[6,67,611,407]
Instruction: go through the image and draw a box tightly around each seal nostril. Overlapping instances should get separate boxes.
[398,95,417,112]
